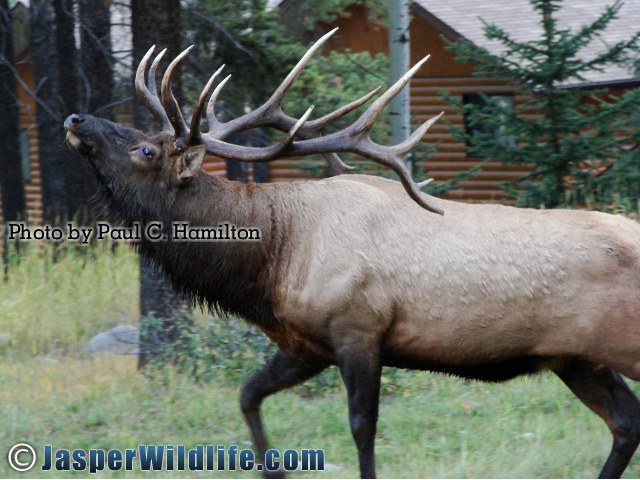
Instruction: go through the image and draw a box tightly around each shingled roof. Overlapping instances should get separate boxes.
[413,0,640,86]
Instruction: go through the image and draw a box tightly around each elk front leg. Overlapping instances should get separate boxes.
[554,359,640,478]
[240,349,328,477]
[337,342,382,479]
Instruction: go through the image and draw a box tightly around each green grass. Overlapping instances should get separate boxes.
[1,243,139,356]
[1,244,640,478]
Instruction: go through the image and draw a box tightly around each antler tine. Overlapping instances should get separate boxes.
[160,45,193,139]
[203,71,358,174]
[266,28,338,109]
[304,87,382,133]
[354,55,430,135]
[148,48,167,100]
[205,28,339,140]
[276,89,384,175]
[396,112,444,156]
[354,112,445,215]
[135,45,173,134]
[205,73,232,134]
[200,106,315,161]
[187,64,226,145]
[321,153,355,174]
[416,178,434,188]
[260,87,381,175]
[285,109,445,214]
[205,81,379,143]
[282,105,315,146]
[196,28,357,174]
[308,55,445,213]
[383,154,444,215]
[289,55,443,213]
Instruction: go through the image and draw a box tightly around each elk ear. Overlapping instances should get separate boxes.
[177,145,205,182]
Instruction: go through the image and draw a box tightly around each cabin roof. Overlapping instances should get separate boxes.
[413,0,640,85]
[276,0,639,86]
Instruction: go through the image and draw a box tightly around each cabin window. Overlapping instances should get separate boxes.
[462,93,515,157]
[19,129,31,182]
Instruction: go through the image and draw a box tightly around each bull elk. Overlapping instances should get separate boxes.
[64,29,640,478]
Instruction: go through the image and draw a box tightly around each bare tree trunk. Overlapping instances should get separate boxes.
[53,0,77,114]
[131,0,191,370]
[71,0,115,220]
[30,0,69,225]
[0,0,26,272]
[131,0,182,129]
[56,0,97,222]
[79,0,114,118]
[29,0,102,226]
[387,0,411,174]
[0,0,26,225]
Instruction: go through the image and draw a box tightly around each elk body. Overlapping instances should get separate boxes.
[64,30,640,478]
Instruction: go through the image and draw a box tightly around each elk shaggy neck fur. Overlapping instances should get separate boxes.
[146,174,290,329]
[99,168,289,331]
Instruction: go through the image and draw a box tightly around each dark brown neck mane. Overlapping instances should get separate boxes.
[138,172,290,330]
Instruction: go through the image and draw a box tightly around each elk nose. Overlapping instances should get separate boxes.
[64,114,85,129]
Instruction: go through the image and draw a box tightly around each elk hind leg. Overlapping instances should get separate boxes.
[337,342,382,479]
[240,349,328,478]
[554,359,640,479]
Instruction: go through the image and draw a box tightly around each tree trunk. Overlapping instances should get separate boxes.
[79,0,114,118]
[69,0,115,220]
[56,0,98,221]
[131,0,182,130]
[0,0,26,225]
[387,0,412,174]
[53,0,77,114]
[31,0,100,225]
[131,0,191,370]
[30,0,69,225]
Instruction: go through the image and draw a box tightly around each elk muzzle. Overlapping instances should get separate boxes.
[64,114,93,155]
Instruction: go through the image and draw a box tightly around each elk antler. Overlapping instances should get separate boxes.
[135,46,173,134]
[135,29,444,215]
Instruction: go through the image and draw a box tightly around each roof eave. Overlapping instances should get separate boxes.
[411,2,467,42]
[558,77,640,90]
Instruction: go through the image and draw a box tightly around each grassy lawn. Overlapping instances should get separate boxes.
[1,244,639,478]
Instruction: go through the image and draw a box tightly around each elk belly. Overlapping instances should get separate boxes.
[95,221,141,241]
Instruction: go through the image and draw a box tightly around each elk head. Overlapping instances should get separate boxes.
[64,28,444,216]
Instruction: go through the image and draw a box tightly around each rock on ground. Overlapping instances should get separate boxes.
[88,325,139,355]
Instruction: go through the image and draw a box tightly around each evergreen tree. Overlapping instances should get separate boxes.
[446,0,640,208]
